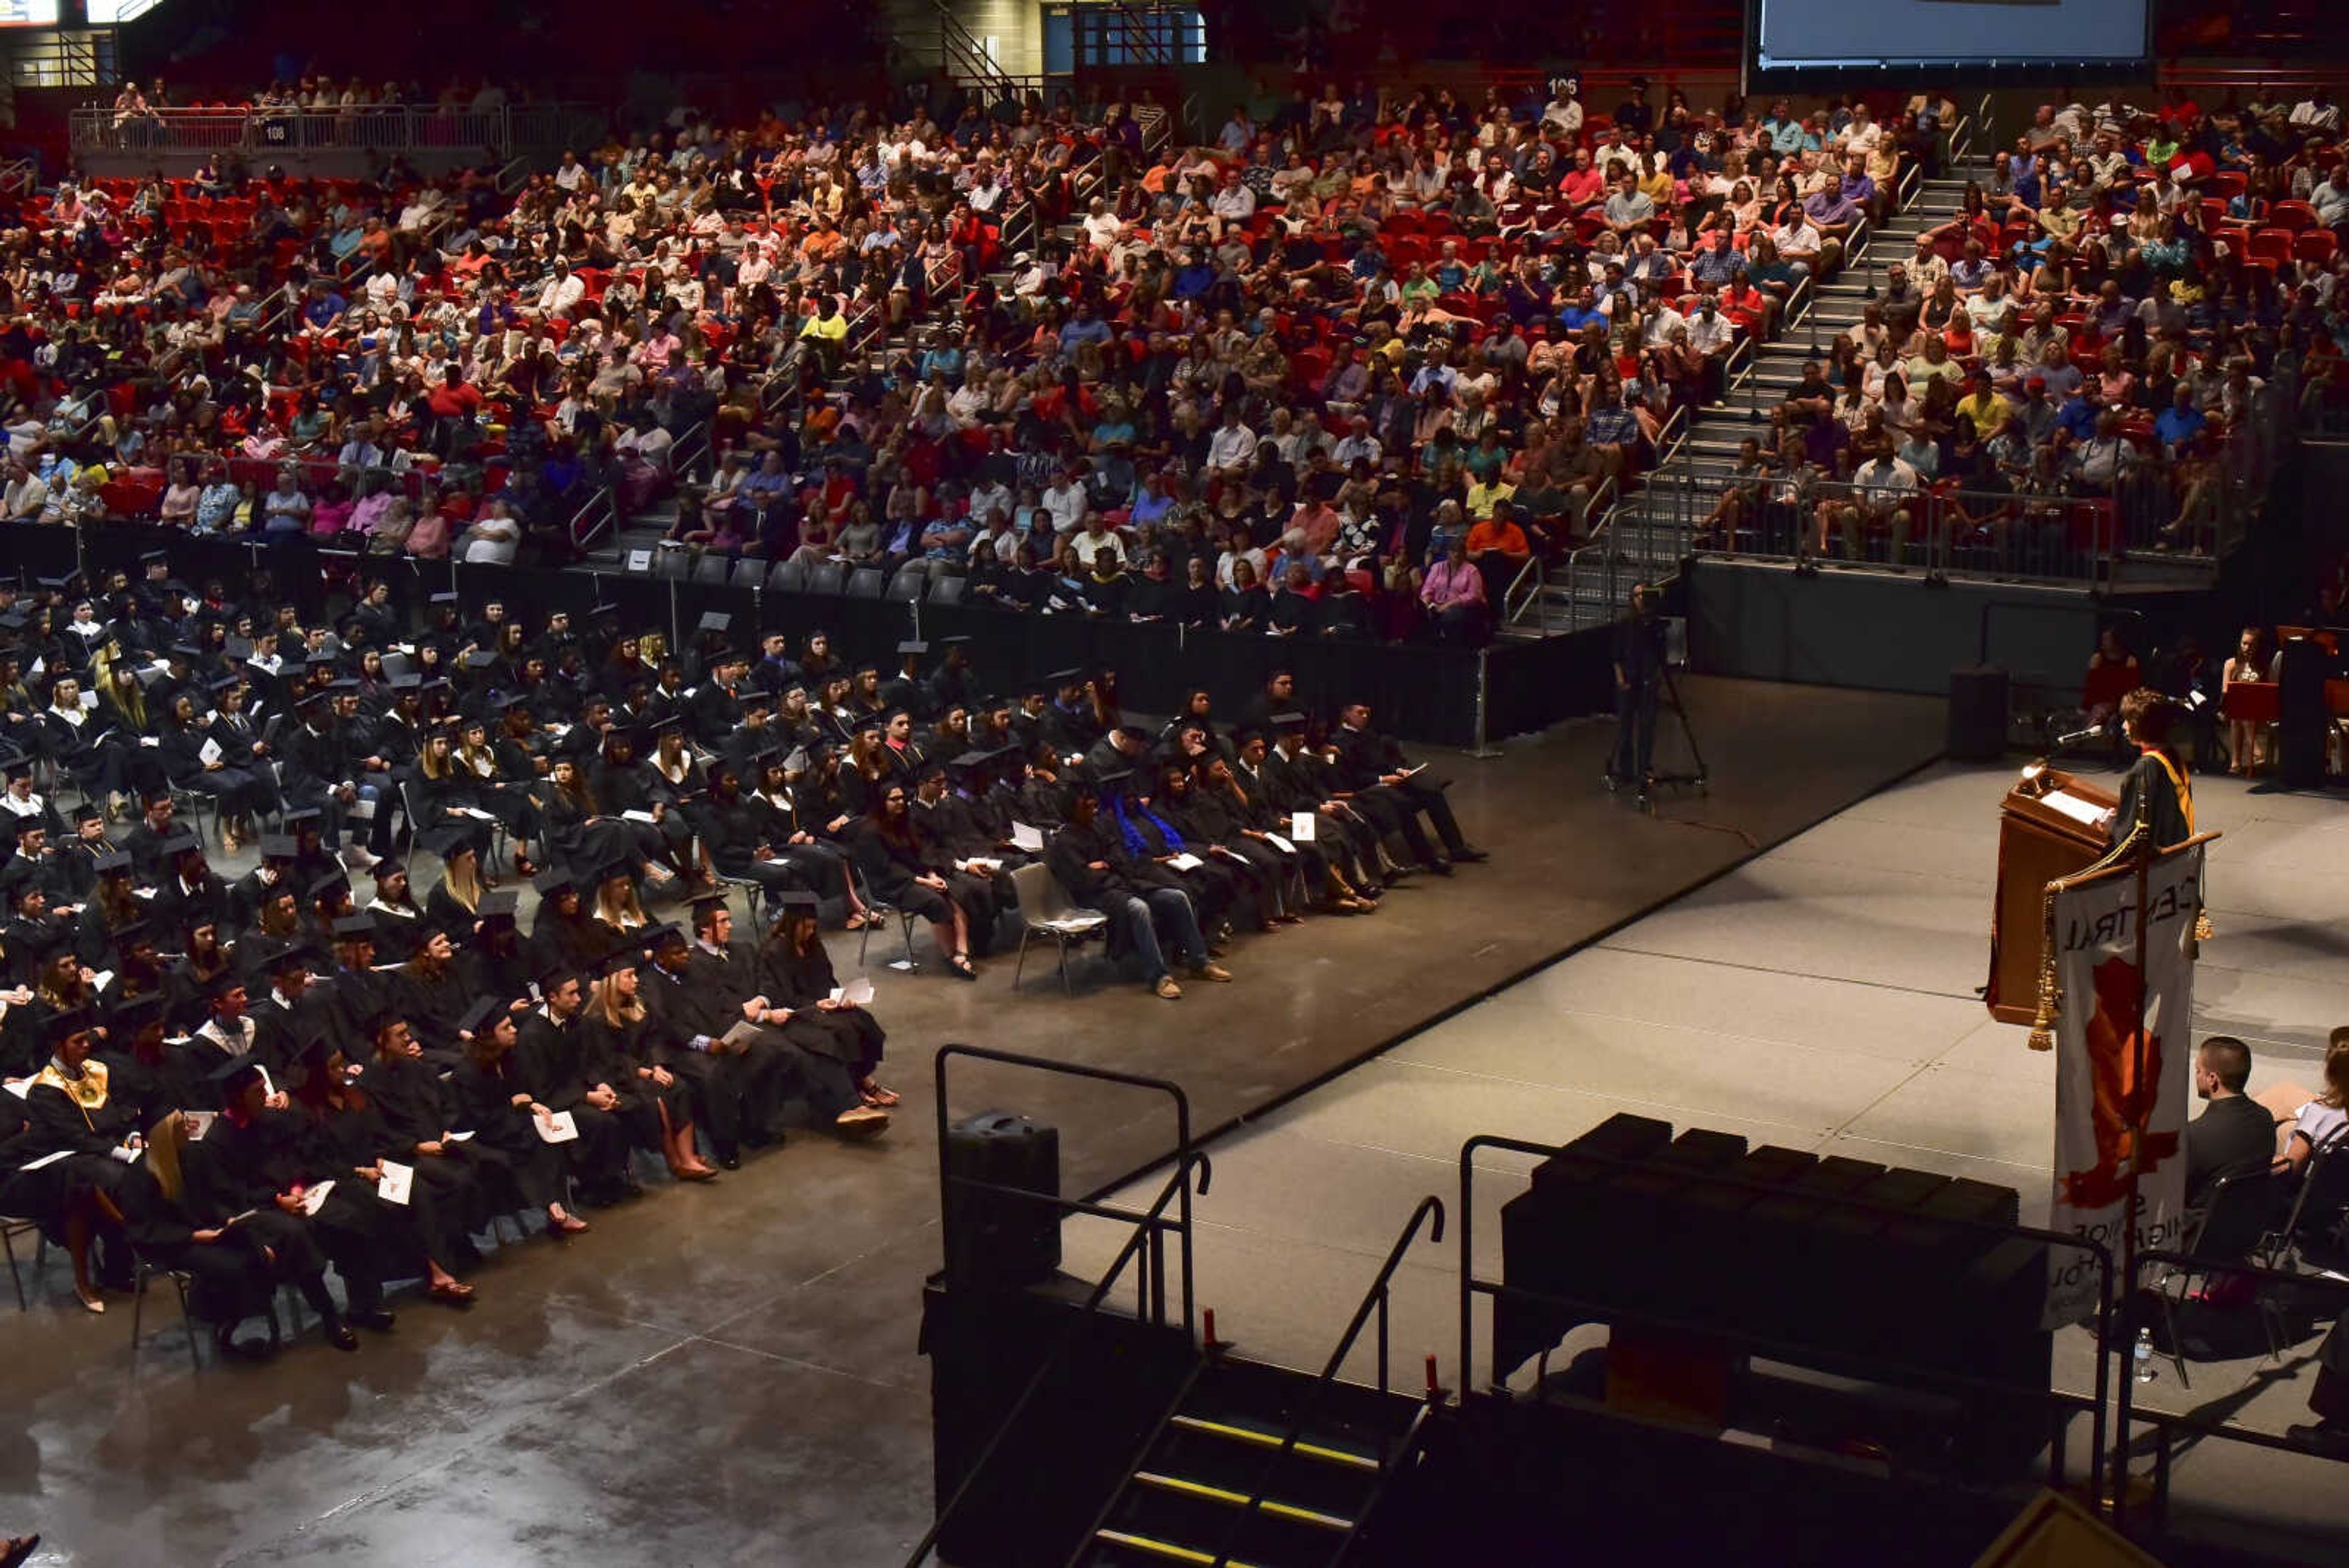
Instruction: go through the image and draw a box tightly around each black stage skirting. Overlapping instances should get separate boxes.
[16,524,1614,748]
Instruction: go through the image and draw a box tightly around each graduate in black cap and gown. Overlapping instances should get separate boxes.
[510,964,637,1205]
[114,1102,360,1356]
[286,1032,480,1306]
[448,995,589,1235]
[579,946,717,1181]
[4,1009,139,1311]
[199,1054,398,1332]
[752,892,896,1124]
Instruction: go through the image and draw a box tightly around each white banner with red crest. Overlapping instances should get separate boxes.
[2043,841,2205,1328]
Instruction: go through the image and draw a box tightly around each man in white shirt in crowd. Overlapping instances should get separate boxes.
[537,258,585,318]
[1207,404,1258,481]
[1825,436,1921,564]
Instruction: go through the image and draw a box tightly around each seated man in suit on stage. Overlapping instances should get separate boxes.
[2184,1035,2280,1208]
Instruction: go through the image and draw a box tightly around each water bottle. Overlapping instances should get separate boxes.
[2134,1326,2158,1383]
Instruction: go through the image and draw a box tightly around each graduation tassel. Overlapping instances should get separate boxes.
[2027,881,2060,1052]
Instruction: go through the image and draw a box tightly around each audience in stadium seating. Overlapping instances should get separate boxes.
[6,75,2344,640]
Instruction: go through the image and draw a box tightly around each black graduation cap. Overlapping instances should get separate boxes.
[429,591,459,607]
[72,801,104,825]
[209,1056,267,1100]
[686,890,729,918]
[477,888,520,923]
[852,658,880,678]
[896,639,929,656]
[106,992,165,1032]
[457,995,507,1035]
[368,858,407,882]
[269,942,321,975]
[168,642,204,663]
[588,945,641,979]
[330,913,377,940]
[139,551,168,567]
[387,673,423,691]
[325,677,361,694]
[697,612,731,634]
[10,815,44,838]
[651,713,686,737]
[92,849,132,875]
[937,635,973,648]
[536,959,583,994]
[645,921,688,949]
[1095,767,1135,792]
[111,918,155,947]
[258,833,297,860]
[531,866,577,898]
[45,1006,93,1043]
[303,652,337,671]
[1268,710,1308,730]
[207,674,244,694]
[1047,667,1083,687]
[491,691,530,713]
[283,1032,340,1078]
[458,650,497,671]
[160,832,203,858]
[593,856,636,886]
[281,806,324,827]
[205,970,250,1003]
[307,871,352,902]
[421,677,453,695]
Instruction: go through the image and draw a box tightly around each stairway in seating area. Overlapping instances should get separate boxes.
[1079,1357,1427,1567]
[1505,155,1994,639]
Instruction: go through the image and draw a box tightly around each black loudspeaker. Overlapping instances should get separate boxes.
[943,1110,1062,1289]
[2277,637,2331,790]
[1948,664,2010,760]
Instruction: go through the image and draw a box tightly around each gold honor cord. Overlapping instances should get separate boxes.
[2142,750,2216,943]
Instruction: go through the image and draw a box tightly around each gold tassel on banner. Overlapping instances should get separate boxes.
[2028,875,2061,1051]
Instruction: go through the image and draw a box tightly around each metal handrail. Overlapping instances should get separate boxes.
[566,482,618,554]
[904,1146,1215,1567]
[1456,1133,2119,1509]
[1200,1196,1447,1568]
[930,0,1017,95]
[1949,113,1978,168]
[69,102,603,157]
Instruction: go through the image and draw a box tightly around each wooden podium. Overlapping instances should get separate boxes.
[1984,766,2118,1024]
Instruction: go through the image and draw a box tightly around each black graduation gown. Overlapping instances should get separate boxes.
[117,1154,334,1328]
[755,935,884,1093]
[638,955,789,1158]
[360,1050,521,1224]
[448,1049,570,1210]
[510,1008,633,1197]
[201,1105,396,1307]
[2112,749,2193,850]
[298,1097,469,1272]
[577,1008,690,1154]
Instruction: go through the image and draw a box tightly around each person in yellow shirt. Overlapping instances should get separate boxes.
[1954,366,2013,440]
[1464,474,1516,521]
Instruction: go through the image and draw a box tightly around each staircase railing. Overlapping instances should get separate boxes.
[565,481,618,554]
[904,1045,1212,1567]
[1200,1196,1447,1568]
[930,0,1019,97]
